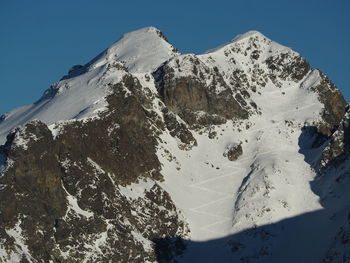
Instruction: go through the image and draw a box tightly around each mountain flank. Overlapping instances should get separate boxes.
[0,27,349,263]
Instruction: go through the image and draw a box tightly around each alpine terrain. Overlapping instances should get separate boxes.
[0,26,350,262]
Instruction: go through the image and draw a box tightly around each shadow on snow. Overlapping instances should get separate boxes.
[153,126,350,263]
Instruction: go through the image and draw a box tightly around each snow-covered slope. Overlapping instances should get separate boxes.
[0,65,126,145]
[87,26,179,73]
[0,26,178,145]
[151,32,344,262]
[0,27,348,263]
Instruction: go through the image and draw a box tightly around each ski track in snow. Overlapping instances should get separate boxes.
[186,149,278,238]
[186,133,286,237]
[186,116,283,238]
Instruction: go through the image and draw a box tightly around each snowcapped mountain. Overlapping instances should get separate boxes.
[0,27,349,262]
[0,27,179,145]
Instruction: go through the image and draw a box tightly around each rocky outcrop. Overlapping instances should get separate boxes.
[223,143,243,161]
[320,106,350,168]
[0,75,188,262]
[155,54,252,127]
[0,121,68,261]
[265,53,310,82]
[309,71,347,137]
[162,108,197,149]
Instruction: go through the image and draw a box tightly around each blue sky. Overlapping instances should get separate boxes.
[0,0,349,114]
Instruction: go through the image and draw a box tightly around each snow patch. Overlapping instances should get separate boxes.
[12,126,38,150]
[80,220,115,262]
[4,218,33,263]
[87,157,105,175]
[107,123,120,136]
[119,179,155,200]
[131,230,153,251]
[62,184,93,219]
[300,69,322,90]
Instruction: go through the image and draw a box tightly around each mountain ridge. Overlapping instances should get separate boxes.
[0,26,309,144]
[0,27,349,263]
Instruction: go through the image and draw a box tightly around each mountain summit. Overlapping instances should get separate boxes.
[0,27,349,262]
[0,27,178,144]
[86,26,179,73]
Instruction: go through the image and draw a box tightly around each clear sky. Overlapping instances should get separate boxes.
[0,0,349,115]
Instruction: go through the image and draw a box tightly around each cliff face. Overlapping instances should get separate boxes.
[0,27,348,262]
[0,72,188,262]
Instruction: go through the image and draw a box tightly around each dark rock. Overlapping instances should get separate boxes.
[0,113,7,124]
[265,53,310,81]
[155,55,252,127]
[0,75,188,262]
[312,71,347,136]
[223,143,243,161]
[163,108,197,149]
[320,106,350,168]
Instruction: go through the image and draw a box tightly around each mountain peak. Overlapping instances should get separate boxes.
[87,26,179,73]
[119,26,165,42]
[230,30,267,43]
[0,26,349,262]
[205,30,291,56]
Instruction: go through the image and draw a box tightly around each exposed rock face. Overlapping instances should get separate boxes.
[162,108,197,149]
[265,53,310,82]
[311,71,347,136]
[0,121,68,262]
[315,117,350,263]
[0,74,188,262]
[155,54,252,127]
[320,106,350,168]
[223,143,243,161]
